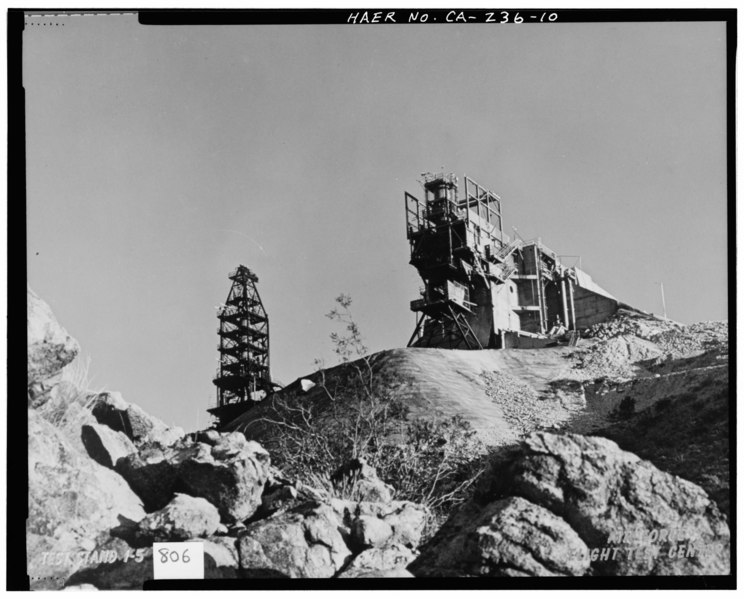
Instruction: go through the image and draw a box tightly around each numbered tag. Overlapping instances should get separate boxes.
[152,542,204,579]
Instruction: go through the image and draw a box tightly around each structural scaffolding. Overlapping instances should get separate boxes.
[405,172,512,349]
[404,171,623,350]
[209,265,273,426]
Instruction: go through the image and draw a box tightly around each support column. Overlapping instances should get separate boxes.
[568,279,577,330]
[534,246,546,334]
[560,276,569,328]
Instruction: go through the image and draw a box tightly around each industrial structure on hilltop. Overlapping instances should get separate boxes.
[405,172,623,349]
[209,265,273,426]
[209,172,629,425]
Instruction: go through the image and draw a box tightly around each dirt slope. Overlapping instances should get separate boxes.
[227,346,583,447]
[229,312,727,442]
[595,370,730,517]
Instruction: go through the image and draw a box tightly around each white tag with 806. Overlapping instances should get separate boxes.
[152,542,204,579]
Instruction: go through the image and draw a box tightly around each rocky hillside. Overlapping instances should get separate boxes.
[227,309,729,517]
[411,432,729,577]
[27,290,730,587]
[27,288,428,589]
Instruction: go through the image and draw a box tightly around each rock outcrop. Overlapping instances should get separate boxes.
[237,502,351,578]
[202,536,242,579]
[330,499,428,551]
[91,391,184,448]
[81,423,137,470]
[125,493,221,546]
[27,288,80,407]
[507,432,730,575]
[411,496,589,576]
[337,543,417,578]
[351,515,395,550]
[28,287,435,589]
[412,432,730,577]
[27,410,146,589]
[115,433,271,522]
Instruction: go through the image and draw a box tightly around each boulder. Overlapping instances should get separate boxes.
[251,474,335,522]
[210,431,249,460]
[195,429,221,445]
[178,437,271,523]
[330,499,428,549]
[373,502,427,549]
[90,391,184,448]
[114,444,181,512]
[63,584,99,590]
[203,536,241,579]
[411,432,730,577]
[300,379,316,392]
[331,457,394,503]
[35,381,99,454]
[27,287,80,404]
[410,497,590,577]
[350,515,393,550]
[81,423,137,469]
[256,484,300,519]
[127,494,221,546]
[346,568,414,578]
[507,432,730,575]
[237,502,351,578]
[27,410,146,590]
[337,543,416,578]
[115,434,271,522]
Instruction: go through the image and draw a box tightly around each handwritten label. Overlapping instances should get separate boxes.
[152,542,204,580]
[346,11,559,24]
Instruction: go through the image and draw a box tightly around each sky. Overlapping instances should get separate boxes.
[24,13,729,432]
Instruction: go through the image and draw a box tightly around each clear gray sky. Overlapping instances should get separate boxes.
[25,14,728,431]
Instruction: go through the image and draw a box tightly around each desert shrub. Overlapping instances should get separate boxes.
[677,391,696,403]
[610,395,636,421]
[262,294,490,534]
[267,390,489,535]
[262,374,409,483]
[374,414,491,534]
[692,376,716,392]
[655,397,672,412]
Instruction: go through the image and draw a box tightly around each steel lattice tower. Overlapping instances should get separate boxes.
[209,265,272,426]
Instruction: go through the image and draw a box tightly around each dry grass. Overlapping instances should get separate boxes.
[36,354,102,434]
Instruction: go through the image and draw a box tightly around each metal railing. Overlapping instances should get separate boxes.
[421,171,458,187]
[495,238,523,261]
[499,263,517,281]
[228,266,258,282]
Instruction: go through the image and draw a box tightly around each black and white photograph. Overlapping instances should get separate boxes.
[10,6,735,590]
